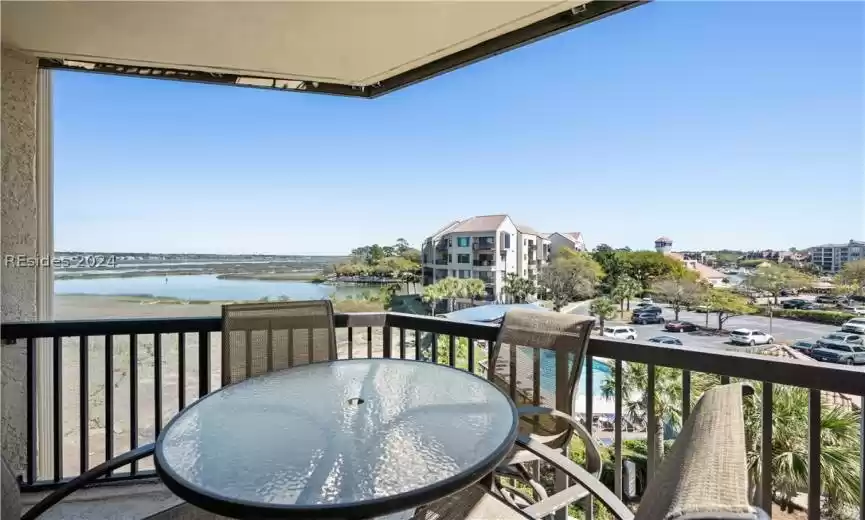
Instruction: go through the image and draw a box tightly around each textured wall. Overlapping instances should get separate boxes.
[1,46,38,473]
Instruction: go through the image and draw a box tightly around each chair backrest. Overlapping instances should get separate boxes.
[2,457,22,519]
[488,308,595,449]
[221,300,337,386]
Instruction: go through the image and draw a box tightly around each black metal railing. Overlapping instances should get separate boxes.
[2,313,863,520]
[473,260,493,267]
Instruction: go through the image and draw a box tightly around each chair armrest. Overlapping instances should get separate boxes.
[516,405,603,476]
[515,435,634,520]
[22,443,156,520]
[634,383,756,520]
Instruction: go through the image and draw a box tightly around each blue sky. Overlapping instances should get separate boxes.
[54,2,864,255]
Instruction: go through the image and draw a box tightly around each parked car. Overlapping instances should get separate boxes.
[790,340,816,356]
[841,318,865,335]
[691,305,712,313]
[632,312,665,325]
[640,298,654,305]
[649,335,683,345]
[815,295,838,304]
[665,321,698,333]
[816,333,863,347]
[602,326,637,340]
[780,289,799,297]
[782,299,809,309]
[633,302,659,312]
[729,329,775,346]
[632,305,663,315]
[810,342,865,365]
[799,303,819,310]
[837,304,865,316]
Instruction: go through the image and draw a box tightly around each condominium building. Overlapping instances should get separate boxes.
[421,215,551,301]
[546,232,586,256]
[808,239,865,273]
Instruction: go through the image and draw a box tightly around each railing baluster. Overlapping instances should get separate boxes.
[682,370,691,422]
[347,327,353,360]
[104,336,113,472]
[266,326,273,371]
[432,334,439,364]
[860,395,864,520]
[807,389,821,520]
[614,359,623,500]
[533,348,541,405]
[366,326,372,359]
[198,331,210,397]
[383,327,392,359]
[399,328,406,359]
[287,328,295,367]
[760,382,773,515]
[79,336,89,474]
[414,329,420,360]
[177,333,185,410]
[583,354,594,520]
[130,334,139,474]
[245,330,253,379]
[154,333,163,435]
[467,338,475,373]
[646,363,657,483]
[52,336,62,482]
[26,338,36,484]
[448,335,456,367]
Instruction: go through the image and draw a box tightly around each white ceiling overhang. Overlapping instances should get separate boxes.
[1,0,645,98]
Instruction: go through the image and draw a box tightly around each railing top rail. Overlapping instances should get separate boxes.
[1,316,223,338]
[589,337,865,397]
[2,313,861,396]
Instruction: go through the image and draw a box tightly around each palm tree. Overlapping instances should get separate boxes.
[611,275,642,313]
[461,278,486,305]
[502,273,536,303]
[422,283,445,315]
[611,370,862,517]
[437,277,464,312]
[589,297,617,330]
[599,364,682,464]
[740,383,861,516]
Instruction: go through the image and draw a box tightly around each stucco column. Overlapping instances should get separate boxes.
[2,47,39,475]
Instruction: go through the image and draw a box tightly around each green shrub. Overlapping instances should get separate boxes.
[754,308,855,325]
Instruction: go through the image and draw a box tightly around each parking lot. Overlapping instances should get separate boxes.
[570,300,843,351]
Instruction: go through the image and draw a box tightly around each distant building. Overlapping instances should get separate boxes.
[654,236,673,254]
[421,215,551,301]
[547,232,586,256]
[808,240,865,273]
[654,236,726,286]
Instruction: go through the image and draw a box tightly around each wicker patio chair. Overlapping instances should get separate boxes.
[415,383,767,520]
[221,300,337,386]
[484,308,599,507]
[2,444,223,520]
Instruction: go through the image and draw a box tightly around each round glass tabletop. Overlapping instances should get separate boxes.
[155,358,518,519]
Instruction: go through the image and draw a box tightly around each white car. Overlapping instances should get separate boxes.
[602,326,637,340]
[841,318,865,334]
[730,329,774,346]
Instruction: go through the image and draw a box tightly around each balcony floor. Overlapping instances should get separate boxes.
[22,480,183,519]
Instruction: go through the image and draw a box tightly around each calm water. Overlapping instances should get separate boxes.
[54,274,388,301]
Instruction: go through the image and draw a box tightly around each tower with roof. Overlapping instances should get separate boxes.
[655,236,673,254]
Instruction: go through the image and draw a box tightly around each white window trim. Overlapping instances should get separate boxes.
[35,68,54,477]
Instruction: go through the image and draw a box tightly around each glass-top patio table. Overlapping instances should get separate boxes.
[155,359,518,519]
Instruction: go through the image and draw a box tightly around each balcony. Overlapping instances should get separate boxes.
[473,242,495,252]
[434,259,448,265]
[473,260,494,267]
[1,312,863,520]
